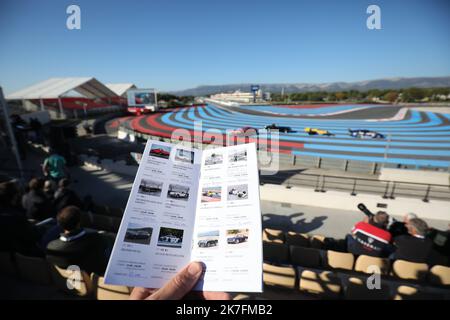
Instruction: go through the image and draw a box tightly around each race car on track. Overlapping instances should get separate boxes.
[304,127,334,136]
[228,126,259,136]
[264,124,293,133]
[349,129,385,139]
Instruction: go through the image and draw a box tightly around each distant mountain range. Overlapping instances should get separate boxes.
[170,76,450,96]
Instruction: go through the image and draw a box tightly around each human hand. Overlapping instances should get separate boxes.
[129,261,231,300]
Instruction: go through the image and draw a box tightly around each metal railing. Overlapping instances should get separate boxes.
[260,172,450,202]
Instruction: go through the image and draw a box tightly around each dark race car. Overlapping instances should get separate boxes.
[349,129,385,139]
[264,123,293,133]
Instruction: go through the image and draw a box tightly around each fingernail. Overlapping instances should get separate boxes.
[188,262,202,276]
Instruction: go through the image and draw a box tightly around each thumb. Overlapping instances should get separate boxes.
[149,262,203,300]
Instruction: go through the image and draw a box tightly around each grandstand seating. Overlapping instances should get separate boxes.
[82,204,124,233]
[391,260,429,282]
[262,228,285,243]
[429,265,450,287]
[91,274,131,300]
[285,231,310,247]
[15,253,52,286]
[49,264,94,297]
[324,250,355,271]
[263,242,290,264]
[394,285,444,300]
[0,249,135,299]
[289,246,321,268]
[344,276,392,300]
[0,251,17,276]
[298,270,341,299]
[1,223,449,300]
[354,255,390,275]
[262,228,450,299]
[310,235,326,249]
[262,263,296,289]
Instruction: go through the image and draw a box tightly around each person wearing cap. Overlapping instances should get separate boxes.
[346,211,393,257]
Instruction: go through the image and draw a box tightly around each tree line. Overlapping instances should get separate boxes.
[269,87,450,103]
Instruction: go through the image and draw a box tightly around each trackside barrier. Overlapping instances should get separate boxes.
[260,172,450,202]
[119,125,450,174]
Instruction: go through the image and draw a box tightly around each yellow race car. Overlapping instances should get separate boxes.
[304,127,334,136]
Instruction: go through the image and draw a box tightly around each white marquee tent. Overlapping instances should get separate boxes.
[105,83,137,97]
[6,77,119,113]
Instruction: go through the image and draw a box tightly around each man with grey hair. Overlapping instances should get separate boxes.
[392,218,447,265]
[388,212,418,238]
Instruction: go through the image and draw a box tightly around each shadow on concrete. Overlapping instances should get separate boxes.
[260,170,306,185]
[262,212,328,233]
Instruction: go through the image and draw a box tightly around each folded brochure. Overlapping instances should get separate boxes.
[104,139,263,292]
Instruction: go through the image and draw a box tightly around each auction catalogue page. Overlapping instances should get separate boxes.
[104,139,263,292]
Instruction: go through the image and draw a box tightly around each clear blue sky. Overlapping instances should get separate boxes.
[0,0,449,93]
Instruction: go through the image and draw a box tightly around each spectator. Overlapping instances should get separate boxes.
[388,212,418,238]
[392,218,447,266]
[42,149,69,185]
[21,178,54,221]
[0,180,42,256]
[29,117,43,143]
[10,114,28,160]
[53,178,82,213]
[39,220,63,252]
[0,179,23,215]
[346,211,393,257]
[46,206,110,275]
[43,180,54,200]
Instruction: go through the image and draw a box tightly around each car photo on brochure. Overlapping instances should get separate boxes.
[204,152,223,165]
[149,144,171,159]
[196,230,220,249]
[138,178,163,197]
[201,186,222,202]
[175,148,195,164]
[229,150,247,163]
[124,223,153,245]
[167,184,190,201]
[227,184,248,201]
[226,229,249,247]
[157,227,184,248]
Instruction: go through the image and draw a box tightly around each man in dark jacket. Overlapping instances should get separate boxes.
[53,178,82,213]
[388,212,418,238]
[21,178,54,221]
[392,218,447,266]
[0,180,42,256]
[46,206,109,275]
